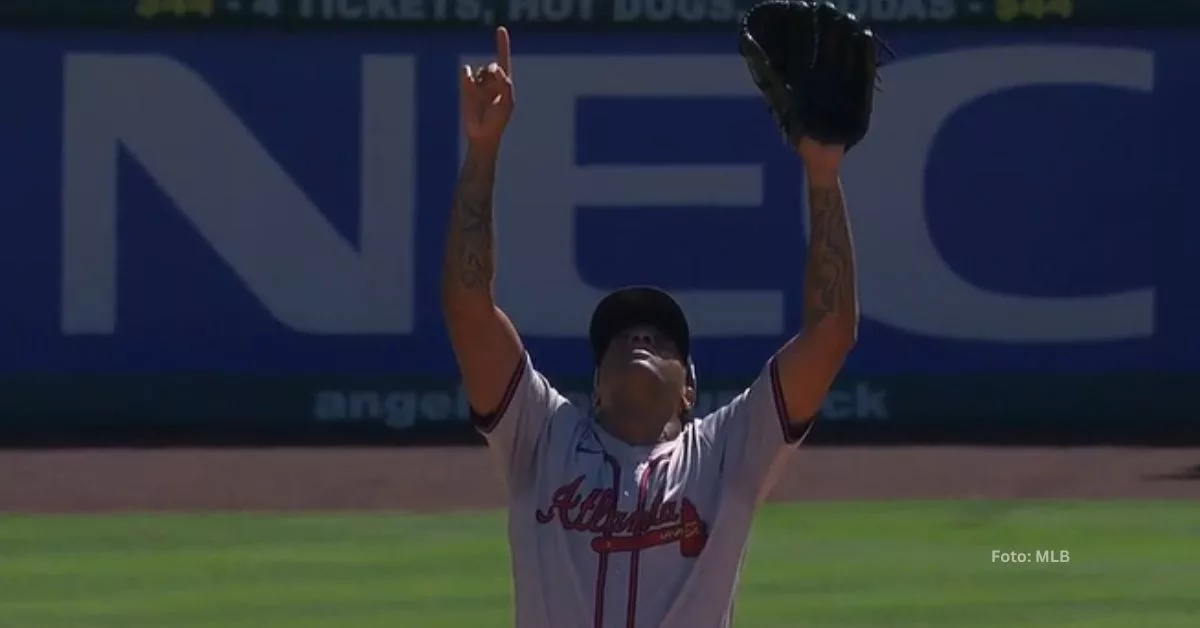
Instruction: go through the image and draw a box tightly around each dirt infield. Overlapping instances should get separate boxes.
[1,445,1199,513]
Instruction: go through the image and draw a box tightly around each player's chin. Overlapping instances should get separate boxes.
[619,359,668,385]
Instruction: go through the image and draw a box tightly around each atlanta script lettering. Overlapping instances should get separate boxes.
[536,475,709,556]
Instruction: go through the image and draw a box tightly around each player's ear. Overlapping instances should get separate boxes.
[682,385,696,412]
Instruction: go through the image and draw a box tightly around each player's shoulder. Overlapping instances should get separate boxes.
[532,370,586,414]
[685,393,744,428]
[678,415,720,449]
[538,383,591,440]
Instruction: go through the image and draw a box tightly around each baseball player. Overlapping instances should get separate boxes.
[442,4,880,626]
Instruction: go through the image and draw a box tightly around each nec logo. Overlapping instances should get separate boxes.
[59,46,1154,344]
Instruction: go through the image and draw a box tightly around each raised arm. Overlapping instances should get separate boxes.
[442,145,525,418]
[697,3,871,501]
[441,29,571,488]
[693,140,859,502]
[441,27,523,419]
[773,139,859,424]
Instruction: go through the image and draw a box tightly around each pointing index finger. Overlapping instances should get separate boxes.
[495,26,512,76]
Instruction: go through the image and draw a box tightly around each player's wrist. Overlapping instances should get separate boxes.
[466,137,502,156]
[803,164,840,187]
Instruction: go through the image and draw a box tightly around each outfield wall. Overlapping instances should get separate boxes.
[0,27,1196,442]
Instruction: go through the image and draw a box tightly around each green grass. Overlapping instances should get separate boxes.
[1,502,1198,627]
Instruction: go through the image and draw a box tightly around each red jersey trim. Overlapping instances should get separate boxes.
[469,354,527,434]
[768,357,815,445]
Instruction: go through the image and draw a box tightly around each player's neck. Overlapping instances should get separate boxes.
[597,409,678,446]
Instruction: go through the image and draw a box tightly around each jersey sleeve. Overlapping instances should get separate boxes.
[692,357,814,502]
[470,351,571,491]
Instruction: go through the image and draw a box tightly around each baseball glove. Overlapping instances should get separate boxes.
[738,0,891,152]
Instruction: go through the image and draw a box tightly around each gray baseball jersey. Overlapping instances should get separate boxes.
[472,352,812,628]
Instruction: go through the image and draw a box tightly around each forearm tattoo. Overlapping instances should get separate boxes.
[444,151,498,292]
[803,181,857,328]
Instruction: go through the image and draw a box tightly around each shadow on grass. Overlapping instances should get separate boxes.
[1144,464,1200,481]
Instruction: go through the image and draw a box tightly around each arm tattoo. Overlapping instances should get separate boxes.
[443,148,498,294]
[803,180,857,329]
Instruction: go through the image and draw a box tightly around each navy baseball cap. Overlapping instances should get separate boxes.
[589,285,696,386]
